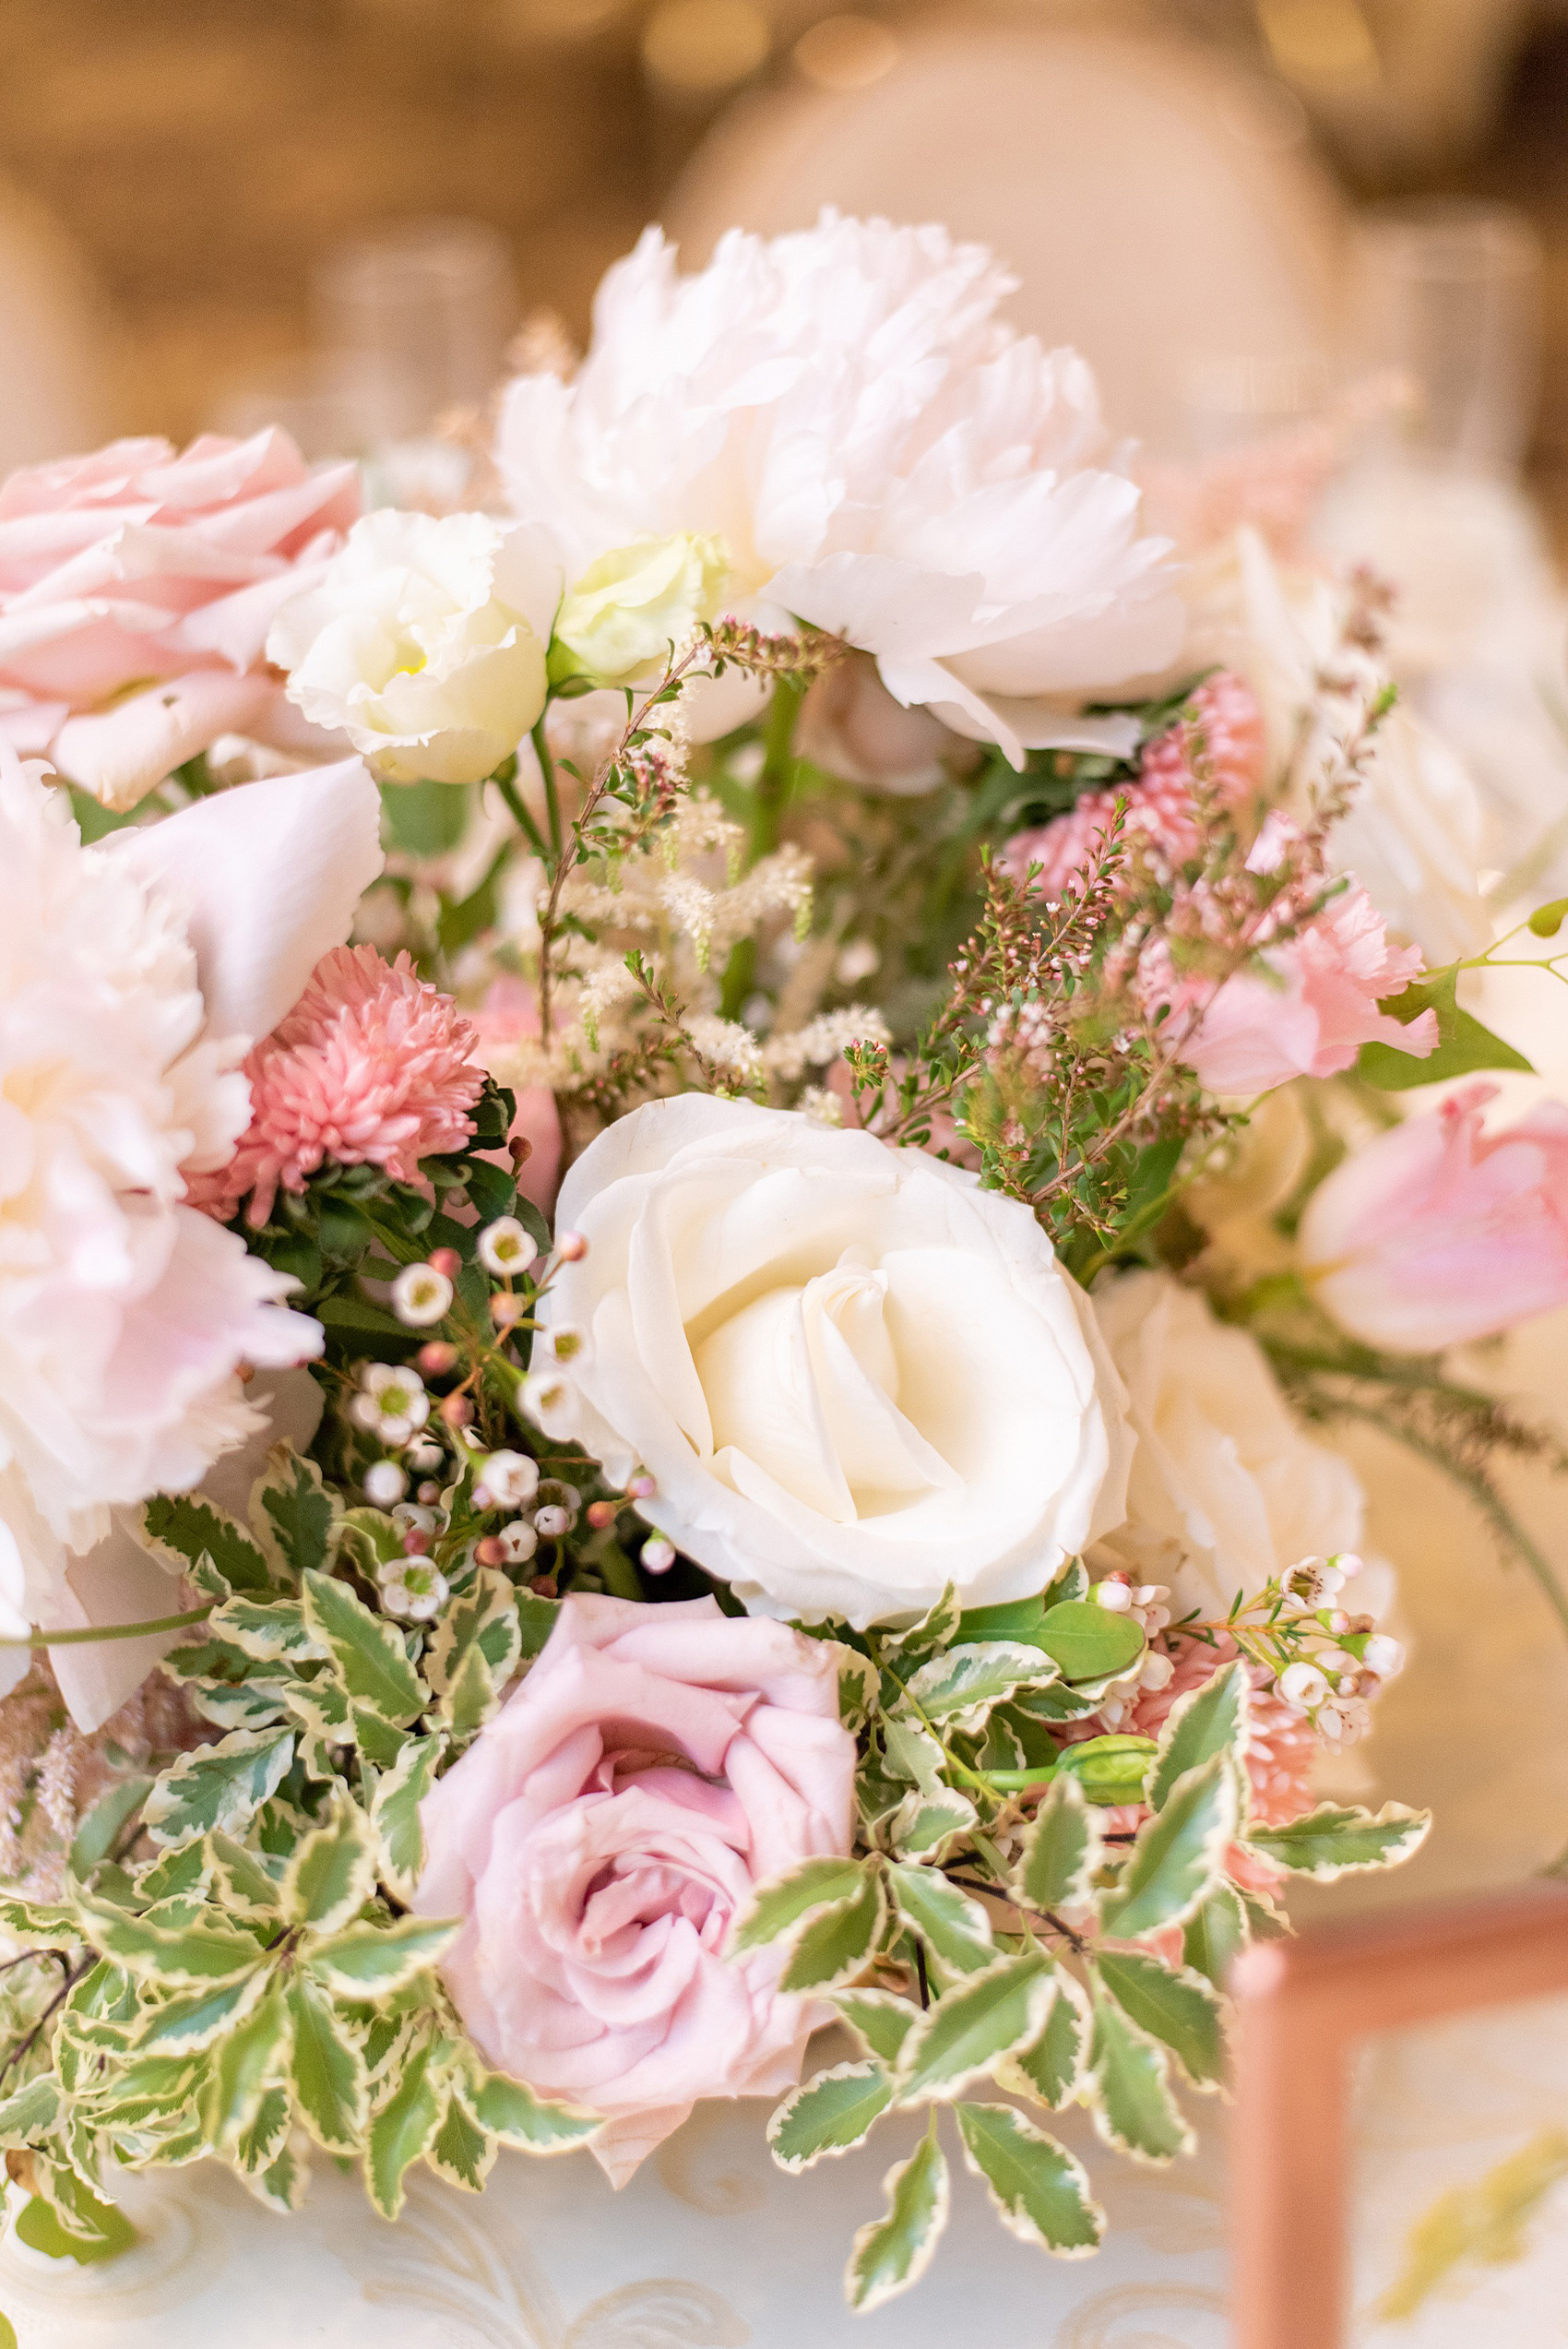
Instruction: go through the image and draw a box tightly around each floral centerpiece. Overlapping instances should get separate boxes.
[0,213,1565,2314]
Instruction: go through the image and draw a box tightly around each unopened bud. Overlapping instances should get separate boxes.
[440,1393,474,1429]
[490,1292,526,1329]
[587,1500,618,1530]
[474,1536,508,1568]
[555,1229,589,1262]
[1091,1579,1134,1614]
[418,1341,458,1376]
[626,1473,656,1500]
[642,1536,677,1575]
[509,1134,534,1166]
[427,1246,461,1281]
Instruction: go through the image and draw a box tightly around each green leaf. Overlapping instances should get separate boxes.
[778,1867,886,1994]
[243,2126,310,2212]
[134,1970,270,2055]
[1146,1659,1249,1814]
[307,1913,459,2000]
[767,2059,894,2172]
[68,1777,152,1884]
[232,2081,292,2177]
[1096,1950,1225,2090]
[207,1832,283,1923]
[253,1446,339,1583]
[955,2101,1103,2254]
[1087,1985,1193,2162]
[1359,966,1531,1090]
[0,1893,79,1949]
[288,1975,368,2153]
[835,1988,919,2066]
[301,1571,424,1727]
[1182,1881,1250,1985]
[428,2087,496,2191]
[74,1897,266,1988]
[370,1733,444,1903]
[211,1596,327,1665]
[896,1952,1054,2103]
[1098,1754,1238,1940]
[885,1785,979,1865]
[953,1593,1055,1647]
[1033,1601,1145,1682]
[885,1863,993,1981]
[142,1726,295,1851]
[1527,893,1568,938]
[0,2311,15,2344]
[204,1986,291,2149]
[424,1568,520,1703]
[881,1585,961,1666]
[460,2068,600,2152]
[139,1491,271,1595]
[1245,1800,1430,1879]
[826,1642,880,1732]
[1003,1974,1089,2111]
[365,2039,442,2218]
[382,775,471,857]
[846,2131,950,2313]
[282,1799,376,1936]
[0,2075,60,2145]
[515,1591,559,1660]
[900,1641,1059,1730]
[139,1842,210,1901]
[1014,1772,1101,1914]
[730,1855,869,1954]
[17,2179,137,2264]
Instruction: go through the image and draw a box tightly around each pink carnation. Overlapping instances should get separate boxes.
[1161,882,1438,1096]
[1003,673,1265,899]
[192,944,484,1226]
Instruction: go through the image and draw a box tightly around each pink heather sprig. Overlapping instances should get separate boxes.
[1002,672,1265,900]
[191,944,485,1227]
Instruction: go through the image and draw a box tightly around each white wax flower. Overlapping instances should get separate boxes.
[1092,1270,1388,1627]
[269,509,563,785]
[531,1095,1132,1627]
[551,532,730,686]
[496,214,1182,767]
[0,748,383,1721]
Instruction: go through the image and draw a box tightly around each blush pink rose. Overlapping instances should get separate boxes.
[1167,884,1438,1096]
[413,1592,857,2184]
[0,430,360,809]
[1301,1081,1568,1352]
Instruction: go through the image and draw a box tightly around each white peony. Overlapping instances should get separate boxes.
[0,746,383,1720]
[531,1094,1132,1627]
[495,214,1183,768]
[269,509,562,786]
[1091,1270,1383,1625]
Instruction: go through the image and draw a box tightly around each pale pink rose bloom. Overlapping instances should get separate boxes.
[469,974,564,1215]
[0,430,360,809]
[1301,1081,1568,1353]
[1169,884,1438,1096]
[188,944,485,1229]
[414,1592,857,2185]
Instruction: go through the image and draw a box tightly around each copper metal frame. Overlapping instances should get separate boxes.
[1230,1880,1568,2348]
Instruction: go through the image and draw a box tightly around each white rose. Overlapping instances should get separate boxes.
[551,532,730,686]
[1091,1269,1383,1624]
[533,1096,1131,1627]
[268,509,562,786]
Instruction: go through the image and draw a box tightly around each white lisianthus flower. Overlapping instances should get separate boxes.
[1090,1270,1392,1626]
[496,214,1183,768]
[551,532,730,687]
[532,1095,1132,1627]
[268,509,563,785]
[0,746,383,1723]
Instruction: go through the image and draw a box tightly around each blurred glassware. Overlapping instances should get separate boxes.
[314,216,517,447]
[1350,199,1542,479]
[642,0,771,107]
[1182,348,1333,459]
[792,14,900,91]
[0,178,122,470]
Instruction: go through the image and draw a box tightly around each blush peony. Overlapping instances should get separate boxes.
[412,1592,857,2185]
[0,746,382,1716]
[0,429,360,809]
[495,214,1182,767]
[529,1094,1132,1628]
[1300,1081,1568,1353]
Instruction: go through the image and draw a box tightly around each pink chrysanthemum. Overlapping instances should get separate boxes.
[191,945,485,1227]
[1003,672,1266,899]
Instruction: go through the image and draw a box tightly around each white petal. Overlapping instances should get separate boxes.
[113,756,384,1043]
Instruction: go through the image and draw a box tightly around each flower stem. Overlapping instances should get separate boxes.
[719,674,806,1020]
[493,758,550,864]
[531,717,564,863]
[0,1606,213,1649]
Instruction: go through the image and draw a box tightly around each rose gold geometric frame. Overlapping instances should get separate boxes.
[1230,1881,1568,2349]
